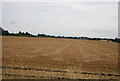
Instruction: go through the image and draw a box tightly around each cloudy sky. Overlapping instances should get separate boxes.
[1,1,118,38]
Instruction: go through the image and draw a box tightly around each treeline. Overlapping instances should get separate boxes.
[0,27,36,37]
[0,27,120,43]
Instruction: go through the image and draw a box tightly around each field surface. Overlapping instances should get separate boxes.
[2,36,119,79]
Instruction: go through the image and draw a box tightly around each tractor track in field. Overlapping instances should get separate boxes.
[1,73,69,79]
[1,66,120,77]
[2,66,67,73]
[52,42,71,55]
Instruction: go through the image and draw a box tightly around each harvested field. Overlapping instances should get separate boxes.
[2,36,119,79]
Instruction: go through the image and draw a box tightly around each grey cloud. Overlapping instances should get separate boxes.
[10,20,18,24]
[2,2,118,38]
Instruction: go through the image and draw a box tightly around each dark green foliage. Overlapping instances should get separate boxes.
[0,27,119,43]
[111,38,120,43]
[0,27,9,36]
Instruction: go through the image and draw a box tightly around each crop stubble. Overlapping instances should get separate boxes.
[2,36,119,79]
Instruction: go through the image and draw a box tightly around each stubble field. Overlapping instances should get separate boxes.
[2,36,119,79]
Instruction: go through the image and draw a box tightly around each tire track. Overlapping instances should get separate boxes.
[1,66,120,77]
[2,73,68,79]
[84,41,117,59]
[2,66,67,73]
[52,42,71,55]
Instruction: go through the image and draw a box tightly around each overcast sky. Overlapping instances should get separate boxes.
[1,2,118,38]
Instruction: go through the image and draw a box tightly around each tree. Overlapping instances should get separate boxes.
[19,31,22,34]
[25,32,30,35]
[2,30,9,36]
[38,33,40,37]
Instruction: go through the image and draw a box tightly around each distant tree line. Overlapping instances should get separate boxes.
[0,27,120,43]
